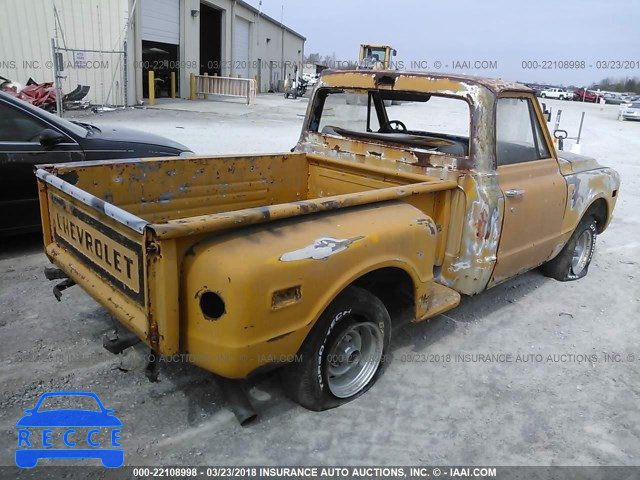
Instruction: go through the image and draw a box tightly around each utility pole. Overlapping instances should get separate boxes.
[280,3,285,82]
[51,38,64,116]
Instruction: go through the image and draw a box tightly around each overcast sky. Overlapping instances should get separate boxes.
[247,0,640,87]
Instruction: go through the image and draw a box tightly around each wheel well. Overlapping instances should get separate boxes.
[351,267,415,329]
[584,198,608,233]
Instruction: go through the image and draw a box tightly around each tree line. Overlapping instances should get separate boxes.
[590,77,640,94]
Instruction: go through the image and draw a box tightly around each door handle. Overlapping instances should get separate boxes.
[505,189,525,198]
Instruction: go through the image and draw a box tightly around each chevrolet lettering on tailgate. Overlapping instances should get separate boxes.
[50,194,144,304]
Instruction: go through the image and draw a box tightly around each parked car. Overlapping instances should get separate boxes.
[621,102,640,120]
[573,89,604,103]
[540,87,571,100]
[603,93,626,105]
[303,73,319,86]
[0,92,192,236]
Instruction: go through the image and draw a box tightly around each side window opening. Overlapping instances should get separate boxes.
[531,104,551,159]
[496,97,550,166]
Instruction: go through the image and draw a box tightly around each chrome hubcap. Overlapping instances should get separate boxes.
[326,322,383,398]
[571,230,593,275]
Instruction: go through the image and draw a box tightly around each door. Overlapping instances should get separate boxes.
[141,0,180,45]
[0,101,84,234]
[233,16,250,78]
[490,96,567,284]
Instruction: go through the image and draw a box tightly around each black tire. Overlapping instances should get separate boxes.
[542,216,597,281]
[281,286,391,411]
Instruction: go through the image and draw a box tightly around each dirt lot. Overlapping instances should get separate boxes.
[1,95,639,467]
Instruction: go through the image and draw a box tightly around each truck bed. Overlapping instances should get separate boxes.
[36,153,457,358]
[40,153,446,223]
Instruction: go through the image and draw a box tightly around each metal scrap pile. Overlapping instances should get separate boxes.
[0,77,58,110]
[0,76,90,112]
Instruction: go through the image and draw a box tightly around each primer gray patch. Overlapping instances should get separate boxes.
[280,236,364,262]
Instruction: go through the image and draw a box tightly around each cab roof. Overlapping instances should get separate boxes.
[318,70,531,95]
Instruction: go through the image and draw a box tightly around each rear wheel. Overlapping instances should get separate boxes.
[542,216,597,281]
[282,286,391,411]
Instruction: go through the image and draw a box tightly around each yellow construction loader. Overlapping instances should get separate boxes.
[358,44,397,70]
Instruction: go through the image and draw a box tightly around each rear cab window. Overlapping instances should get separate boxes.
[310,88,471,160]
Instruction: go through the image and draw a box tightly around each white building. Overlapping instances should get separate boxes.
[0,0,305,105]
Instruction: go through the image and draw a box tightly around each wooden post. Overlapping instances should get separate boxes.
[203,72,208,100]
[190,73,196,101]
[148,70,155,106]
[170,72,176,99]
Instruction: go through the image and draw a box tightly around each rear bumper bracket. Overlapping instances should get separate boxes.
[53,279,76,301]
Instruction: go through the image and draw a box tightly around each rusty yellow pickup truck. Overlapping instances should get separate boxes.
[36,71,620,417]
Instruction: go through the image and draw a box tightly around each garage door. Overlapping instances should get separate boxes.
[233,16,250,78]
[142,0,180,45]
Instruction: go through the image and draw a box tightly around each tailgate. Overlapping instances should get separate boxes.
[37,168,152,347]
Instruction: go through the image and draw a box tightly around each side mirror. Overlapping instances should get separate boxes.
[39,129,65,148]
[541,102,552,122]
[553,129,568,140]
[553,129,568,151]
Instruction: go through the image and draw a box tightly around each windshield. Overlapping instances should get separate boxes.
[365,47,386,63]
[311,88,471,157]
[7,94,88,138]
[630,103,640,109]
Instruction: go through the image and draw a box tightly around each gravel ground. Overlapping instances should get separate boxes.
[0,95,639,469]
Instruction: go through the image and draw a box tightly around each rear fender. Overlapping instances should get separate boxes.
[180,201,438,378]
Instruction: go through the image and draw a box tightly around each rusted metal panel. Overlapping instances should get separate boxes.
[180,202,439,378]
[145,236,181,354]
[560,168,620,237]
[435,171,504,295]
[139,155,457,239]
[45,154,309,225]
[317,70,529,96]
[36,168,149,234]
[306,71,500,173]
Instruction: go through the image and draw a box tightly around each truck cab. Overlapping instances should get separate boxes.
[301,71,619,292]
